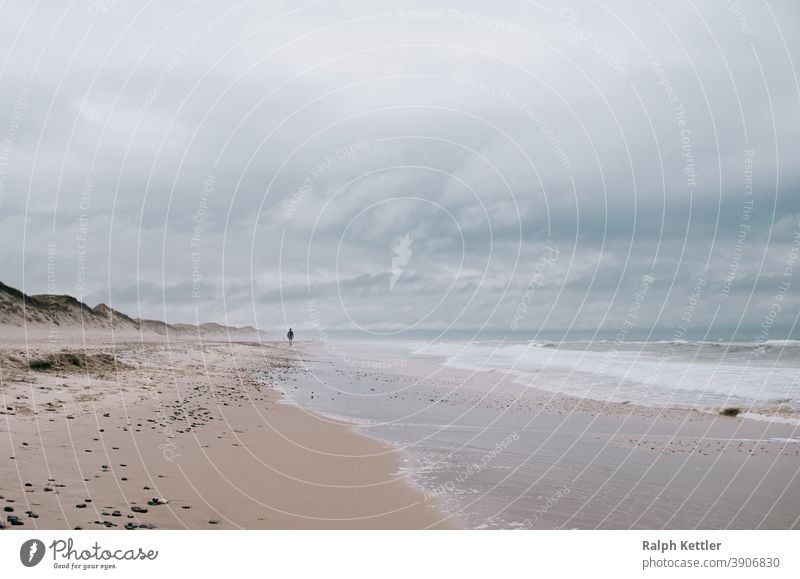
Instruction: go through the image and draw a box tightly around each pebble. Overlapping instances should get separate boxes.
[125,522,156,530]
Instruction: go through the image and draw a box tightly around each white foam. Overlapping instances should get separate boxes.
[416,340,800,414]
[740,412,800,427]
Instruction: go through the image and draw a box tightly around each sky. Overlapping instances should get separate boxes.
[0,0,799,340]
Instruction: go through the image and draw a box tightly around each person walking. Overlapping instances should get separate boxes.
[287,327,294,344]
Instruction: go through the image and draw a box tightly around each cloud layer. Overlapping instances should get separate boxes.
[1,0,799,339]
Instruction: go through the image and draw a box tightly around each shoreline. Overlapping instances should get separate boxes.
[285,341,800,529]
[0,333,449,529]
[318,337,800,426]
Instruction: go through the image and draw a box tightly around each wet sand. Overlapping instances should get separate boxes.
[284,341,800,529]
[0,331,446,529]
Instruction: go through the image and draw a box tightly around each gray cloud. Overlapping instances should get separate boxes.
[1,0,799,339]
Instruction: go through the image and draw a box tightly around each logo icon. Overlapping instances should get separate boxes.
[390,233,413,290]
[20,539,46,567]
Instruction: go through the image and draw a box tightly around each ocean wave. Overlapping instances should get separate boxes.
[413,339,800,413]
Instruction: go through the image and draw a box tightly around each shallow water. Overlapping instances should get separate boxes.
[270,340,800,529]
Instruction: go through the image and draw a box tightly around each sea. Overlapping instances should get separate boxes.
[265,334,800,528]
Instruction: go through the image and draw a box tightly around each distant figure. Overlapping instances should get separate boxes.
[287,328,294,344]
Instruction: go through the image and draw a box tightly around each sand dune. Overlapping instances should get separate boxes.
[0,281,263,339]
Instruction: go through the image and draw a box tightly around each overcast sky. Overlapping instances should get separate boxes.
[1,0,799,339]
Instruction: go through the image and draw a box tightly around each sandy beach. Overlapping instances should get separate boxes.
[2,330,798,530]
[0,331,446,529]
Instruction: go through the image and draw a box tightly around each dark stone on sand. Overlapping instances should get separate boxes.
[3,506,12,512]
[24,483,32,487]
[112,511,121,517]
[131,506,148,514]
[76,504,87,508]
[181,506,191,509]
[208,519,219,525]
[102,521,116,527]
[7,515,23,525]
[126,522,156,530]
[43,487,53,492]
[121,477,127,481]
[143,486,150,490]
